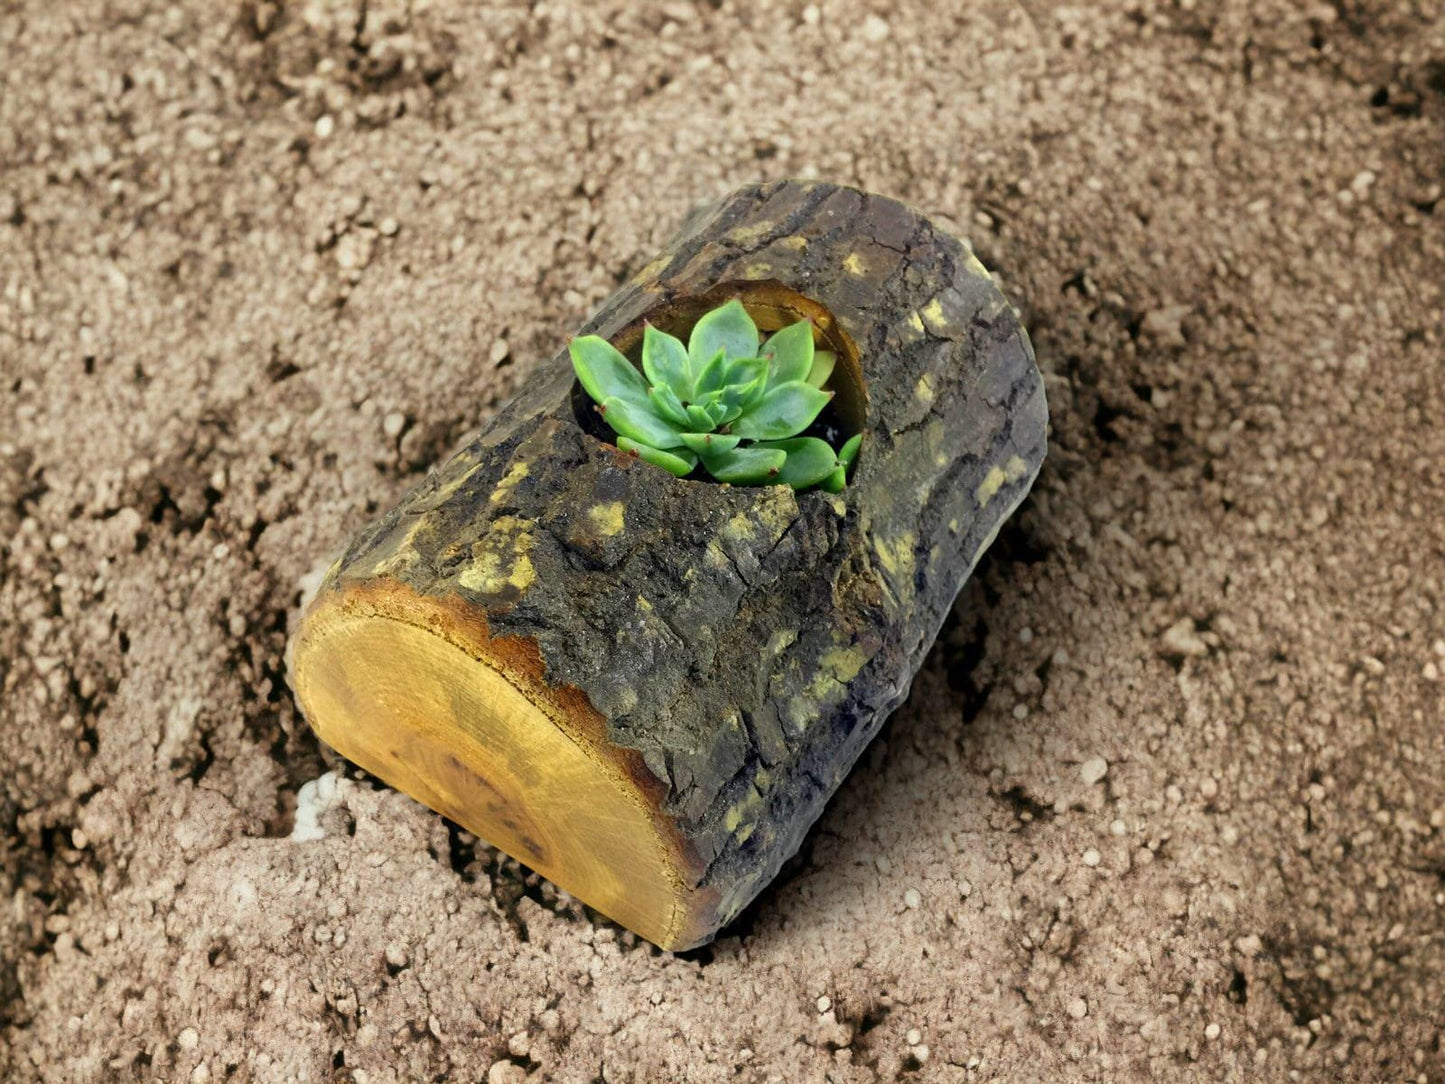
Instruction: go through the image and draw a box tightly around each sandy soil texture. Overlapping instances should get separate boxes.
[3,1,1444,1081]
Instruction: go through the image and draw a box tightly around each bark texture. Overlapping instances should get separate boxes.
[295,180,1047,946]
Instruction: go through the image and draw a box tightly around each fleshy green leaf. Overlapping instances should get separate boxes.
[641,325,692,401]
[599,396,685,449]
[714,373,768,425]
[820,465,847,492]
[698,444,787,485]
[685,403,716,432]
[704,400,730,428]
[806,349,836,389]
[731,381,832,441]
[571,336,649,407]
[724,355,769,391]
[691,348,729,400]
[688,299,759,374]
[837,433,862,474]
[648,384,691,428]
[617,437,697,477]
[756,436,839,490]
[761,320,814,390]
[679,432,740,456]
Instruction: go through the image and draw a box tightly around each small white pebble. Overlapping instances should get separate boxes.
[379,217,399,236]
[382,412,407,438]
[801,4,819,25]
[487,1062,525,1084]
[490,338,511,365]
[1082,849,1101,867]
[191,1064,210,1084]
[1110,820,1127,836]
[906,1028,922,1045]
[860,14,891,41]
[1012,703,1029,720]
[1080,757,1109,785]
[816,996,831,1013]
[1205,1022,1221,1040]
[904,888,922,909]
[1067,997,1088,1019]
[314,115,335,138]
[1200,776,1219,799]
[178,1027,199,1050]
[1018,627,1033,644]
[913,1043,930,1063]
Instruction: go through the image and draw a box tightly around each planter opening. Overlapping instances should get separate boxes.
[570,281,867,486]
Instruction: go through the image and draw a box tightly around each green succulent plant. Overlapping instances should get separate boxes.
[569,299,862,491]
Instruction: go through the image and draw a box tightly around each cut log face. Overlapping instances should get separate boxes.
[290,181,1048,950]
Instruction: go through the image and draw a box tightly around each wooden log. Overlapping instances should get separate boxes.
[290,181,1047,949]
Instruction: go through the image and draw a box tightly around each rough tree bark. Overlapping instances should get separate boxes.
[290,181,1047,950]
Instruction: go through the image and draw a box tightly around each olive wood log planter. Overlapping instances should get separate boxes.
[290,180,1047,949]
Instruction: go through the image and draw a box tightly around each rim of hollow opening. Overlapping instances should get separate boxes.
[605,280,868,442]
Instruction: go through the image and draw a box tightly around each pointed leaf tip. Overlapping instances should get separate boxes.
[688,299,759,374]
[761,319,815,390]
[571,335,649,408]
[731,380,832,441]
[642,324,692,402]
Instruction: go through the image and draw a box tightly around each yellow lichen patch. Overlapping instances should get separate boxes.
[975,465,1008,508]
[807,645,868,701]
[490,461,529,505]
[928,418,949,467]
[914,373,935,406]
[873,532,917,582]
[965,252,992,279]
[723,760,765,839]
[921,297,948,331]
[720,488,798,548]
[784,695,819,733]
[631,252,673,285]
[429,462,482,506]
[843,252,866,276]
[369,515,432,578]
[976,456,1031,509]
[458,516,535,595]
[742,262,773,280]
[727,221,774,244]
[908,311,926,333]
[780,234,808,250]
[587,500,626,538]
[704,538,732,572]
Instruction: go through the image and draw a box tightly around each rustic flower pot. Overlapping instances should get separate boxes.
[289,180,1047,949]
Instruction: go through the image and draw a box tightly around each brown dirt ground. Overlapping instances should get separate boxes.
[3,1,1445,1081]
